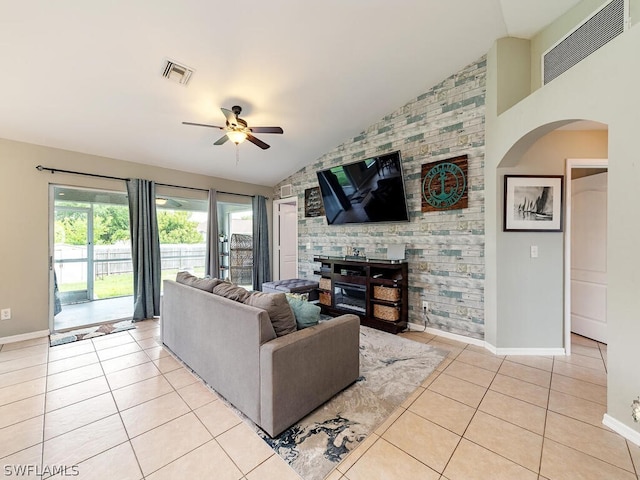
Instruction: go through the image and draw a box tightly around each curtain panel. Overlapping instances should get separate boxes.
[127,179,161,320]
[252,195,271,290]
[205,189,220,278]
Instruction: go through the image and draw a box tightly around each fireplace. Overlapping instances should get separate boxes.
[334,282,366,314]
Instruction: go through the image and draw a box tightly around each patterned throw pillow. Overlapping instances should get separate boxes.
[285,292,309,302]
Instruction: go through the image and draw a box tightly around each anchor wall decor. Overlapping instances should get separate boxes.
[421,154,468,212]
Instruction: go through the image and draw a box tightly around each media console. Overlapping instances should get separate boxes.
[313,256,408,334]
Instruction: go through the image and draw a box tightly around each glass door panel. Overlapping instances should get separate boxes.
[52,186,133,331]
[54,207,91,303]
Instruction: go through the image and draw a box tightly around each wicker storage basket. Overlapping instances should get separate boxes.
[373,285,401,302]
[373,304,400,322]
[319,291,332,306]
[319,278,331,291]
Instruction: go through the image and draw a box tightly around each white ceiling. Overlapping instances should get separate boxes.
[0,0,581,187]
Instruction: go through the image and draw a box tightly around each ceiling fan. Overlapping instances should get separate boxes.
[182,105,283,150]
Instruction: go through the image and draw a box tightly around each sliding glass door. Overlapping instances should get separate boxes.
[155,195,208,289]
[218,201,253,288]
[51,186,133,331]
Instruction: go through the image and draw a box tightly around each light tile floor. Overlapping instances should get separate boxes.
[1,320,639,480]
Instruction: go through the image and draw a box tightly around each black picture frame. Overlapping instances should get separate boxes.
[503,175,564,232]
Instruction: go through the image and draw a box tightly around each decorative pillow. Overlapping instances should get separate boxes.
[176,271,222,293]
[287,296,321,329]
[212,282,252,302]
[285,292,309,302]
[244,292,297,337]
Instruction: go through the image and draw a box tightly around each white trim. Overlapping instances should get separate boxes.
[0,329,50,345]
[603,414,640,447]
[481,341,565,357]
[407,323,485,347]
[492,347,566,356]
[272,197,299,281]
[564,158,608,355]
[48,184,55,333]
[407,323,566,356]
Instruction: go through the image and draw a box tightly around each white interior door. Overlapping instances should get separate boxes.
[276,200,298,280]
[571,172,608,343]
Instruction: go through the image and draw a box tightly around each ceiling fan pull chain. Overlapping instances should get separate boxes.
[235,144,240,166]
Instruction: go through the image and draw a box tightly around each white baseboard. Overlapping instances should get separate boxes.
[491,346,566,356]
[407,323,485,347]
[407,323,566,356]
[0,329,50,345]
[602,413,640,447]
[603,413,640,447]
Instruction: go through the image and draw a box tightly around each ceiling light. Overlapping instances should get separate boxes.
[155,198,168,206]
[227,131,247,145]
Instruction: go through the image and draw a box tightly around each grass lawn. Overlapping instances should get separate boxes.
[59,268,205,298]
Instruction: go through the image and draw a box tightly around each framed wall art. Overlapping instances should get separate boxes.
[304,186,325,218]
[421,154,468,212]
[504,175,564,232]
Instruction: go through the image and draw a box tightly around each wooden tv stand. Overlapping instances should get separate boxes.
[313,256,408,334]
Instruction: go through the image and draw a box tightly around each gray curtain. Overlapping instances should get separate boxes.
[205,189,220,278]
[252,195,271,291]
[127,179,161,320]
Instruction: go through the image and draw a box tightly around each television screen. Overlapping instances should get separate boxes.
[316,151,409,225]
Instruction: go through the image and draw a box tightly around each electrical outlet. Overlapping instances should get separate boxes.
[422,301,428,313]
[1,308,11,320]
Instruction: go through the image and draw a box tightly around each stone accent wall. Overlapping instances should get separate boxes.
[274,57,486,339]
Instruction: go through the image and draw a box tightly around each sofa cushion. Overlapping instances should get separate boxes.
[212,282,252,302]
[176,271,222,292]
[287,296,321,329]
[244,292,297,337]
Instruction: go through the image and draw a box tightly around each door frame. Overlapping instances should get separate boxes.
[272,197,298,280]
[564,158,608,354]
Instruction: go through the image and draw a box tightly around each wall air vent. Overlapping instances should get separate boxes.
[162,59,194,85]
[280,184,293,198]
[543,0,626,85]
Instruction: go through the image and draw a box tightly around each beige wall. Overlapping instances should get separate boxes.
[531,0,640,91]
[496,130,608,349]
[0,138,272,339]
[486,15,640,438]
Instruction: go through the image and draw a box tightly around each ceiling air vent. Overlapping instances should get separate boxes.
[162,59,194,85]
[543,0,626,85]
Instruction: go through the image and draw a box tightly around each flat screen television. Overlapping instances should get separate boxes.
[316,151,410,225]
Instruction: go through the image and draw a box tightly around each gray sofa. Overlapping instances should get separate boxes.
[161,280,360,437]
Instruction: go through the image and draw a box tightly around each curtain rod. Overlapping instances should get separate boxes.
[35,165,263,199]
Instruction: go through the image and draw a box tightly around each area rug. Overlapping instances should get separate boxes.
[250,326,447,480]
[49,320,136,346]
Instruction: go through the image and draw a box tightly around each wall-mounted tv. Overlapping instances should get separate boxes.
[316,151,409,225]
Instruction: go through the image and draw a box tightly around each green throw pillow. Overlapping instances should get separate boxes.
[287,297,320,329]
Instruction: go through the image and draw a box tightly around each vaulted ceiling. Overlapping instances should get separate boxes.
[0,0,581,186]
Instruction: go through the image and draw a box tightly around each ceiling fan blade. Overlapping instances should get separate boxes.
[182,121,224,129]
[214,134,229,145]
[221,108,238,127]
[249,126,283,134]
[246,134,270,150]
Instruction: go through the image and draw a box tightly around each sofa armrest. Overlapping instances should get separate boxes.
[259,314,360,437]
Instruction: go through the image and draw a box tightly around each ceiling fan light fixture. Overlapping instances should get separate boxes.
[227,130,247,144]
